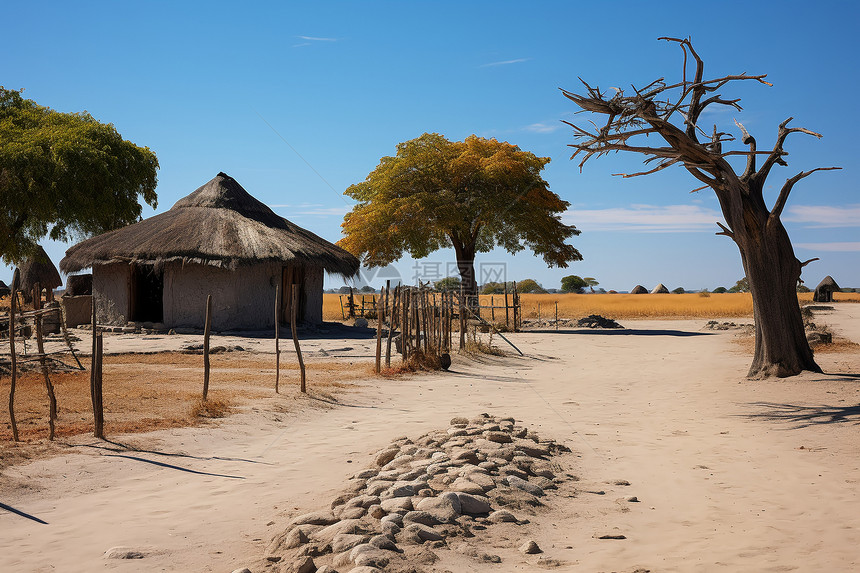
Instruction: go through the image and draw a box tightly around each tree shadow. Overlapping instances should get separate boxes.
[103,454,245,479]
[745,401,860,429]
[526,328,715,337]
[72,439,271,465]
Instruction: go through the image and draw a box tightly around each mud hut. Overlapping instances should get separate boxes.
[651,283,670,294]
[630,285,648,294]
[60,172,360,330]
[813,276,840,303]
[16,245,62,302]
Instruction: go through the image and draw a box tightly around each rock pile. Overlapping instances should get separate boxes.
[252,414,573,573]
[702,320,752,331]
[576,315,623,329]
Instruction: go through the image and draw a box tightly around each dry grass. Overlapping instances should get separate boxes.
[0,351,367,445]
[324,292,860,322]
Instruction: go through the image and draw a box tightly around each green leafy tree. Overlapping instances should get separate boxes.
[481,281,507,295]
[728,277,750,293]
[516,279,547,294]
[434,276,461,291]
[583,276,599,293]
[560,274,587,294]
[339,133,581,297]
[359,285,376,293]
[713,286,728,293]
[0,87,158,264]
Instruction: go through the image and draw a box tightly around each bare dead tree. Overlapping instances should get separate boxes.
[562,37,839,378]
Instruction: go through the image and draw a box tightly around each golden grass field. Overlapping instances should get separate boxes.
[323,291,860,321]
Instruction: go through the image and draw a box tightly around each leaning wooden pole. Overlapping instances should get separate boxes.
[93,332,105,439]
[291,285,306,392]
[374,289,383,373]
[274,284,281,393]
[202,294,212,401]
[34,283,57,440]
[504,283,510,329]
[384,281,393,367]
[459,287,466,351]
[90,294,98,431]
[8,276,19,442]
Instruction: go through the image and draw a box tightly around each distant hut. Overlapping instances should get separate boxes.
[16,245,62,303]
[813,276,840,303]
[651,283,670,294]
[630,285,648,294]
[60,172,360,330]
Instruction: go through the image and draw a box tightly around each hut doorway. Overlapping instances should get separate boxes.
[281,266,306,324]
[129,263,163,323]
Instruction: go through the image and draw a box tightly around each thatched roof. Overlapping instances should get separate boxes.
[17,245,62,294]
[651,283,670,294]
[815,275,840,291]
[630,285,648,294]
[0,280,9,297]
[61,172,360,277]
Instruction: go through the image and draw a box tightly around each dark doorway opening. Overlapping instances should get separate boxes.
[130,264,163,322]
[280,266,306,325]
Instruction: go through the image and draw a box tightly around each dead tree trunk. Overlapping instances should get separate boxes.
[562,37,838,378]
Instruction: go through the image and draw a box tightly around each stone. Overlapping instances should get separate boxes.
[354,318,369,328]
[380,497,413,513]
[350,544,389,568]
[450,416,469,426]
[367,504,385,519]
[369,534,400,551]
[450,478,484,495]
[484,431,513,444]
[345,494,381,509]
[380,513,403,527]
[284,556,316,573]
[403,510,441,526]
[454,492,492,515]
[488,509,517,523]
[288,510,338,528]
[353,469,378,480]
[415,492,461,522]
[346,567,382,573]
[103,546,148,559]
[313,519,370,545]
[381,520,401,537]
[267,526,310,553]
[374,448,399,467]
[315,567,338,573]
[505,475,545,497]
[401,523,444,543]
[231,569,252,573]
[338,506,367,520]
[332,533,370,554]
[519,540,542,554]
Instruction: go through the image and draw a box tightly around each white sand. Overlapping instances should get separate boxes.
[1,305,858,572]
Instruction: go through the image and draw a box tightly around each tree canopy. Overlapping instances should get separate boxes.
[516,279,547,294]
[560,274,587,293]
[433,276,461,291]
[339,133,580,295]
[0,87,158,264]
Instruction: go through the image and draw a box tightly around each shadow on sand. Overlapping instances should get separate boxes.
[525,328,715,337]
[0,502,49,524]
[745,401,860,429]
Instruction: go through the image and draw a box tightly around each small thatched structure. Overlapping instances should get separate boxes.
[651,283,670,294]
[0,280,9,298]
[16,245,62,302]
[61,172,360,330]
[630,285,648,294]
[813,275,840,303]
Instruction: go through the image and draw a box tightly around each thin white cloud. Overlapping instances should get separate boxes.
[523,122,561,134]
[480,58,529,68]
[783,204,860,228]
[297,35,337,42]
[795,242,860,252]
[269,203,349,217]
[564,204,724,233]
[292,42,311,48]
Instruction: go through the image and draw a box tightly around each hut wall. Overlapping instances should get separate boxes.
[302,265,324,324]
[93,263,130,324]
[163,262,276,331]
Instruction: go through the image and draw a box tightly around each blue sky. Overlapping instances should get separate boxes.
[3,0,858,291]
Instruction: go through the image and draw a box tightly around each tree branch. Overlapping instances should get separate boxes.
[800,257,820,268]
[715,221,734,240]
[770,167,841,219]
[755,118,824,185]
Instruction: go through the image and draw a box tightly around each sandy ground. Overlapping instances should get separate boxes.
[1,304,859,572]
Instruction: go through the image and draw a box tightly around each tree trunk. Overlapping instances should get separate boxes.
[452,241,478,299]
[729,199,820,378]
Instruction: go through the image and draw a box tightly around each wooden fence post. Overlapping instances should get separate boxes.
[94,332,104,439]
[91,294,98,433]
[555,301,559,331]
[375,288,383,373]
[8,271,19,442]
[385,283,395,367]
[291,285,306,392]
[34,282,57,440]
[202,294,212,401]
[274,284,280,393]
[504,283,510,329]
[512,281,519,332]
[459,287,466,351]
[401,287,409,362]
